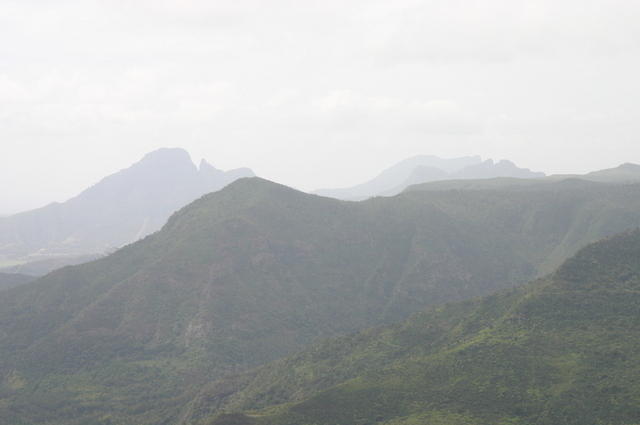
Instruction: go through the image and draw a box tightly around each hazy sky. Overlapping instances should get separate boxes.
[2,0,640,214]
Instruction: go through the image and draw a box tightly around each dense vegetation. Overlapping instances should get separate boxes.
[2,177,640,424]
[203,230,640,425]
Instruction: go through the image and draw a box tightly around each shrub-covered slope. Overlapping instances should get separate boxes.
[205,230,640,425]
[2,178,640,424]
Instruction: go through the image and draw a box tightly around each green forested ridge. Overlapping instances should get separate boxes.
[203,230,640,425]
[2,178,640,424]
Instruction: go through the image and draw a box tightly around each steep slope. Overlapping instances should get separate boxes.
[0,148,254,272]
[204,230,640,425]
[0,272,34,291]
[2,178,640,424]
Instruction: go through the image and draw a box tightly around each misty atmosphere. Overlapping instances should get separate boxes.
[1,2,640,425]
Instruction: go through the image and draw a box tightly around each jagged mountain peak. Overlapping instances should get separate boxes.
[314,155,544,200]
[0,148,255,272]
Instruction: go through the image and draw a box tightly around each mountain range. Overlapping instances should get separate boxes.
[4,148,639,280]
[314,156,545,200]
[315,157,640,201]
[2,176,640,424]
[0,148,254,275]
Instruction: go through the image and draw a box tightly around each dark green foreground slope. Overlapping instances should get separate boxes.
[2,178,640,424]
[205,230,640,425]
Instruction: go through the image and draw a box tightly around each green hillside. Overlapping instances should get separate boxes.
[204,230,640,425]
[2,178,640,424]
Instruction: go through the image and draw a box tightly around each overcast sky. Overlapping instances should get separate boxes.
[2,0,640,214]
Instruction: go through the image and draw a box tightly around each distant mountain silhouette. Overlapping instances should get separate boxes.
[315,156,544,200]
[0,148,254,272]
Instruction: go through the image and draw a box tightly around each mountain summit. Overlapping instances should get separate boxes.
[0,148,254,273]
